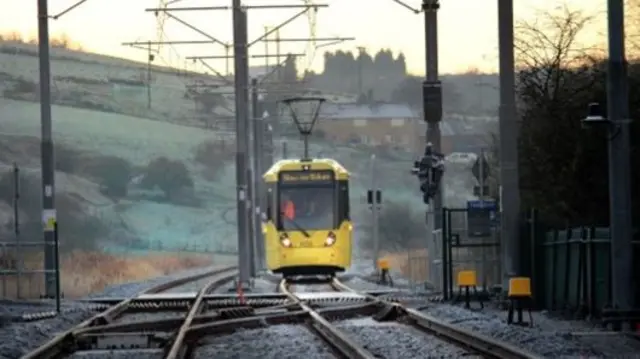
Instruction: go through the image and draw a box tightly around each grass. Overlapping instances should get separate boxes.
[382,248,501,288]
[0,250,217,299]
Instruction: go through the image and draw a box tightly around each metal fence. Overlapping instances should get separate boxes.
[520,210,640,316]
[440,207,501,300]
[0,163,55,299]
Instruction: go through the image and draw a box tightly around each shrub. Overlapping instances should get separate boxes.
[55,146,81,173]
[3,78,37,99]
[142,157,194,199]
[193,139,234,181]
[85,156,133,199]
[0,170,107,251]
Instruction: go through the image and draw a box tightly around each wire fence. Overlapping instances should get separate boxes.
[0,162,238,300]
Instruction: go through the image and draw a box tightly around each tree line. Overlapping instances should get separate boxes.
[511,5,640,227]
[303,48,407,102]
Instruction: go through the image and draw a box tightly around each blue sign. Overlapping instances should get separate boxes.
[467,200,497,237]
[466,200,497,210]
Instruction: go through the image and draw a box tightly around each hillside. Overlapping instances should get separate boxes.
[0,41,479,259]
[0,41,236,130]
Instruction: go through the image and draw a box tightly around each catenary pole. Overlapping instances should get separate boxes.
[252,78,266,271]
[232,0,251,285]
[606,0,633,311]
[37,0,57,298]
[497,0,521,291]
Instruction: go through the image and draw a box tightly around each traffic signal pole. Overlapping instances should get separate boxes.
[422,0,443,288]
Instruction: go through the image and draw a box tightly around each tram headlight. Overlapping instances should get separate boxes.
[279,233,292,248]
[324,232,337,246]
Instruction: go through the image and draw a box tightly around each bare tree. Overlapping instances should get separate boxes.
[514,5,601,109]
[514,5,611,224]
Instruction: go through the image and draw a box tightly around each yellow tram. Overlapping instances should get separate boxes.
[262,158,352,277]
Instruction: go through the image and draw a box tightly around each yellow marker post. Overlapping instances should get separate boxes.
[507,277,533,326]
[454,270,483,309]
[377,258,392,286]
[377,259,389,270]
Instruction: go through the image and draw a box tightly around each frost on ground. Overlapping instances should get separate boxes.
[422,304,604,358]
[0,304,97,359]
[194,324,335,359]
[0,265,226,359]
[483,307,640,358]
[336,318,480,359]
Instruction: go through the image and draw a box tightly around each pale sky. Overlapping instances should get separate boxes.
[0,0,605,75]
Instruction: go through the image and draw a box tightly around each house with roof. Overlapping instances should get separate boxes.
[315,103,423,152]
[427,115,497,154]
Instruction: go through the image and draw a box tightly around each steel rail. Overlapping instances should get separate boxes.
[163,270,237,359]
[278,279,377,359]
[21,266,238,359]
[331,278,543,359]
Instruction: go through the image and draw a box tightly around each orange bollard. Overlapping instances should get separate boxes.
[237,282,246,305]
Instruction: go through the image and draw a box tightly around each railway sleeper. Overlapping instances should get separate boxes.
[76,332,170,351]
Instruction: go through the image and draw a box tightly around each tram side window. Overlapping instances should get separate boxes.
[337,180,350,223]
[278,186,335,230]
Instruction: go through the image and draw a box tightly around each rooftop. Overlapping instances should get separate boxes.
[320,103,417,119]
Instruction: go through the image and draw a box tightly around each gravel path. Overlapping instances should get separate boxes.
[193,324,335,359]
[335,317,479,358]
[421,304,604,357]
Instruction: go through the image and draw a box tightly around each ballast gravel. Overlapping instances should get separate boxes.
[484,307,640,357]
[0,266,225,359]
[421,304,603,358]
[335,318,480,358]
[0,305,97,359]
[193,324,335,359]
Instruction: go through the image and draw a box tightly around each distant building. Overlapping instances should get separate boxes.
[423,115,496,154]
[315,103,423,152]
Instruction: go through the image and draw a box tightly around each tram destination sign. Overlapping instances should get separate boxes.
[279,170,334,184]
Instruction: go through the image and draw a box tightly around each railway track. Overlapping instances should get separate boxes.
[22,271,544,359]
[279,277,543,359]
[21,266,239,359]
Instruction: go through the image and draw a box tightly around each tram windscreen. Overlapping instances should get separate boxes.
[277,170,335,231]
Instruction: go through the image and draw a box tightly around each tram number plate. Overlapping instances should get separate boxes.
[300,241,313,247]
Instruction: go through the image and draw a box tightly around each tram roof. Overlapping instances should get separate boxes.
[263,158,350,182]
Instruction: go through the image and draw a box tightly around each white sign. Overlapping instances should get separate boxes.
[42,209,57,232]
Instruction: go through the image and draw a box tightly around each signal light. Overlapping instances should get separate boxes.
[412,143,445,204]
